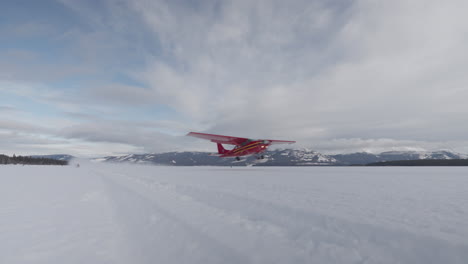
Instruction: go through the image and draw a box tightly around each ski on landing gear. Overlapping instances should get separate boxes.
[232,156,246,163]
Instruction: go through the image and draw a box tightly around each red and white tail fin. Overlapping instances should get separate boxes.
[217,143,228,154]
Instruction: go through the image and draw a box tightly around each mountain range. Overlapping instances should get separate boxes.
[92,149,467,166]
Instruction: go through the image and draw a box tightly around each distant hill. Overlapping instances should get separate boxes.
[367,159,468,166]
[94,149,468,166]
[95,149,337,166]
[333,151,465,165]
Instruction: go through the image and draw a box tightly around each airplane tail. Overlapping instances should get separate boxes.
[217,143,228,155]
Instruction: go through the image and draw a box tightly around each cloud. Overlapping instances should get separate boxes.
[129,0,347,122]
[2,0,468,155]
[0,129,144,157]
[0,105,21,113]
[132,0,468,142]
[85,83,159,106]
[0,119,52,134]
[1,22,57,38]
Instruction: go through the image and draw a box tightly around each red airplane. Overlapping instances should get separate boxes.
[187,132,295,160]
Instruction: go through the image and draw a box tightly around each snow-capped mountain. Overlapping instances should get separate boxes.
[333,151,467,165]
[96,149,467,166]
[96,149,336,166]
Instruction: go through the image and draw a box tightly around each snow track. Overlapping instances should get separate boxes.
[94,166,468,264]
[1,164,468,263]
[0,166,131,264]
[98,170,303,264]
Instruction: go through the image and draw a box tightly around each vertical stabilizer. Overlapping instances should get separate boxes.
[217,143,228,154]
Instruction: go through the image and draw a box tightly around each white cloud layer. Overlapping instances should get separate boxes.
[2,0,468,155]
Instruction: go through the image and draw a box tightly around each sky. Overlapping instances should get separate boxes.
[1,0,468,157]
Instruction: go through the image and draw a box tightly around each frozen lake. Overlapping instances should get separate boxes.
[1,164,468,263]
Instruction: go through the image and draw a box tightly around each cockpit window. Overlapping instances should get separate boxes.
[240,139,252,146]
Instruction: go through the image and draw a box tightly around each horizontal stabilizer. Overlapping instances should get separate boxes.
[267,140,296,145]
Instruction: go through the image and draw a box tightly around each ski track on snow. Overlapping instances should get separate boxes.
[0,166,131,264]
[94,166,468,264]
[2,164,468,264]
[97,170,307,264]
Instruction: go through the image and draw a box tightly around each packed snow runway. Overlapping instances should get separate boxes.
[1,164,468,264]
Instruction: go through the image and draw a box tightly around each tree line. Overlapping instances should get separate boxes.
[0,154,68,165]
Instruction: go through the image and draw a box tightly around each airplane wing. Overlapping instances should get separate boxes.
[265,139,296,145]
[186,132,249,145]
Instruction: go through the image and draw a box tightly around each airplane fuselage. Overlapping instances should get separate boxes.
[219,140,270,157]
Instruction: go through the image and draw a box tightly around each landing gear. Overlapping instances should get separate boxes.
[236,157,241,161]
[256,155,265,160]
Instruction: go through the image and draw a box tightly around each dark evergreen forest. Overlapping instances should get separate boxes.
[0,154,68,165]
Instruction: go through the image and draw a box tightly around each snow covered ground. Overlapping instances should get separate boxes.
[1,163,468,264]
